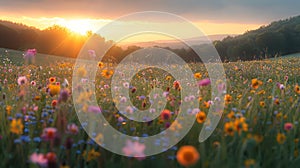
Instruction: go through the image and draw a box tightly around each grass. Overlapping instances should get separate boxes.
[0,48,300,168]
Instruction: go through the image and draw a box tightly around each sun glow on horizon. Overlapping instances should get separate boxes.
[0,15,262,40]
[0,16,111,35]
[58,19,95,35]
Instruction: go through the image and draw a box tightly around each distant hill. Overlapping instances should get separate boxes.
[0,20,39,32]
[214,15,300,61]
[0,15,300,62]
[119,34,237,49]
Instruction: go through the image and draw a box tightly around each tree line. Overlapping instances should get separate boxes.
[214,15,300,61]
[0,15,300,62]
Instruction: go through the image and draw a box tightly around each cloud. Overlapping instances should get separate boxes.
[0,0,299,24]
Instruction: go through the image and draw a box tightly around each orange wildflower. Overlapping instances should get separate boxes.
[101,69,113,79]
[177,146,200,167]
[251,78,263,89]
[196,111,206,123]
[276,133,286,144]
[224,122,235,136]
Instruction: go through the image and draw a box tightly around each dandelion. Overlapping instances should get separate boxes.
[17,76,28,85]
[82,149,101,162]
[176,146,200,167]
[10,118,24,135]
[276,133,286,144]
[196,111,206,123]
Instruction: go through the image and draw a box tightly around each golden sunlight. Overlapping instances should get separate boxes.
[0,16,111,35]
[57,19,94,35]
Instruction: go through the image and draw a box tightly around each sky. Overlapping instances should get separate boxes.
[0,0,299,41]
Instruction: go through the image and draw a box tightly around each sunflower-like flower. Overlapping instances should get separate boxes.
[251,78,263,89]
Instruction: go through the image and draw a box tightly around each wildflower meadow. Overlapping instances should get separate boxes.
[0,48,300,168]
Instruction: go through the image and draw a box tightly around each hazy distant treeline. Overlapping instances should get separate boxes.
[0,15,300,62]
[214,15,300,61]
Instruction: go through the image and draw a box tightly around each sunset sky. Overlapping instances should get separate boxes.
[0,0,299,41]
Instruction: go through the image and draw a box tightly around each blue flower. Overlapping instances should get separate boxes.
[33,137,41,143]
[167,155,176,160]
[171,146,178,150]
[14,139,22,144]
[20,135,31,143]
[78,140,85,145]
[48,118,54,124]
[41,112,48,117]
[142,134,148,137]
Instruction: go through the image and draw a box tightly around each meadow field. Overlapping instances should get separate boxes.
[0,48,300,168]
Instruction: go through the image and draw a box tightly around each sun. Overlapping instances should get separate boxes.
[59,19,93,35]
